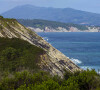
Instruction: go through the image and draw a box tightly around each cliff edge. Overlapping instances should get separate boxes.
[0,16,81,77]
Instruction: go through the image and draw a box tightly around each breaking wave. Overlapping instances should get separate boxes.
[43,37,49,41]
[70,58,82,64]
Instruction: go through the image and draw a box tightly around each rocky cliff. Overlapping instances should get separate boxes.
[17,19,100,32]
[28,26,100,32]
[0,16,81,77]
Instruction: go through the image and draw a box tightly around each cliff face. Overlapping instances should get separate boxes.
[17,19,100,32]
[28,26,100,32]
[0,17,81,77]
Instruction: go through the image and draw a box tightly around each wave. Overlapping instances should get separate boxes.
[81,66,91,70]
[70,58,82,64]
[81,66,100,71]
[43,37,49,41]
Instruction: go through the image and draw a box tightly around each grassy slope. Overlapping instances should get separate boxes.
[0,16,17,27]
[0,38,45,73]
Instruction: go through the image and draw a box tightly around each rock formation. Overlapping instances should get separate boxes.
[0,16,81,78]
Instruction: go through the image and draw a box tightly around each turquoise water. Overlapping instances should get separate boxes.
[38,32,100,71]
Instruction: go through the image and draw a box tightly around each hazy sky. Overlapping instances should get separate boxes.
[0,0,100,14]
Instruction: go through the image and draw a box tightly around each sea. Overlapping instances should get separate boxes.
[37,32,100,72]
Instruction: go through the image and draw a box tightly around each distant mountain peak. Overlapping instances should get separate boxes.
[19,4,37,8]
[2,5,100,25]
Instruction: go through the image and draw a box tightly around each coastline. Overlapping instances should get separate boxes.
[37,32,100,73]
[28,27,100,33]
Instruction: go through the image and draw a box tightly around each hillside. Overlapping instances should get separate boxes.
[0,16,100,90]
[1,5,100,26]
[17,19,100,32]
[0,16,81,77]
[0,38,44,72]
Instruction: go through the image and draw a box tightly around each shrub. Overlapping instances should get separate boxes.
[1,47,19,60]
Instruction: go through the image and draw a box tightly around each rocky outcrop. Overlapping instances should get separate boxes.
[28,26,100,32]
[0,17,81,78]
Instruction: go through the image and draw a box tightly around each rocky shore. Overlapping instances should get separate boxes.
[28,26,100,32]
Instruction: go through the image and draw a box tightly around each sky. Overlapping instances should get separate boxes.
[0,0,100,14]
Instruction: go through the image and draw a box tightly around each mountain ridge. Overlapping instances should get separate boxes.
[1,5,100,25]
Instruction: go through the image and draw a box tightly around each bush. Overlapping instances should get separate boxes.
[63,69,100,90]
[18,79,60,90]
[0,38,45,72]
[0,70,99,90]
[0,38,100,90]
[1,47,19,60]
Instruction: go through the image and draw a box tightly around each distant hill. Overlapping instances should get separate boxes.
[17,19,88,30]
[17,19,100,32]
[1,5,100,26]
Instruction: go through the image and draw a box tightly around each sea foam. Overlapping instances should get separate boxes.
[71,58,82,64]
[43,37,49,41]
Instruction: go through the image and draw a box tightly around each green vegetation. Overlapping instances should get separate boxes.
[0,16,17,31]
[0,16,37,38]
[0,16,3,19]
[0,16,17,23]
[0,37,44,73]
[0,16,100,89]
[17,19,88,30]
[0,37,100,90]
[0,69,99,90]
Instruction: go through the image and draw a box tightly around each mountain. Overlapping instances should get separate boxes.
[17,19,100,32]
[0,16,81,77]
[1,4,100,26]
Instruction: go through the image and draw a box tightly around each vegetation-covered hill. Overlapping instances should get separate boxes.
[2,4,100,26]
[17,19,100,32]
[0,16,100,90]
[17,19,89,30]
[0,16,81,77]
[0,38,100,90]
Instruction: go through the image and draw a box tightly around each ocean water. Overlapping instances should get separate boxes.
[38,32,100,72]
